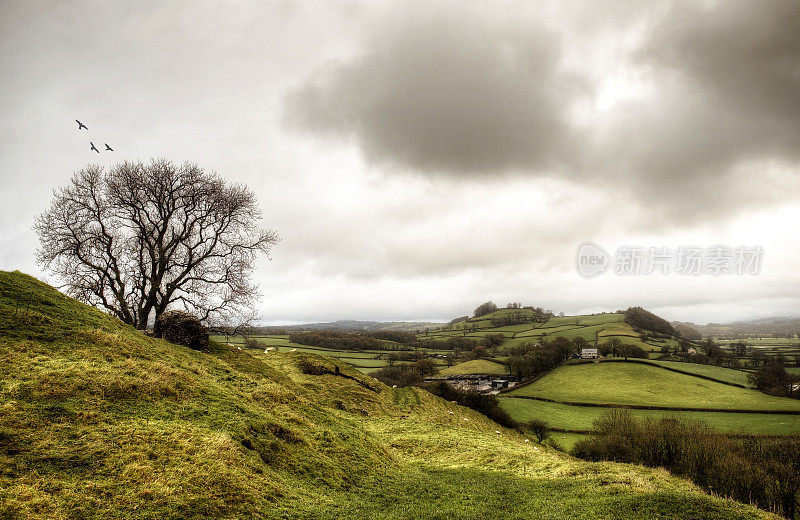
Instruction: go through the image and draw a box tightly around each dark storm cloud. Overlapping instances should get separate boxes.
[284,4,581,175]
[645,0,800,124]
[286,0,800,217]
[604,0,800,210]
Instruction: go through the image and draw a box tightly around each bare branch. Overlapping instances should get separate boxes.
[35,158,279,329]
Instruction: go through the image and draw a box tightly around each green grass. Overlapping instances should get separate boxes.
[438,359,509,376]
[0,271,783,519]
[645,360,754,387]
[499,397,800,435]
[507,362,800,411]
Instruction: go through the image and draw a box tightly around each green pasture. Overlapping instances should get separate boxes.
[645,360,753,387]
[499,397,800,436]
[439,359,509,376]
[507,362,800,411]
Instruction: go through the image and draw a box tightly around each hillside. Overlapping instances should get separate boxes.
[0,271,781,519]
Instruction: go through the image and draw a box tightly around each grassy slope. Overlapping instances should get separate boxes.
[0,271,779,520]
[508,363,800,411]
[438,359,509,376]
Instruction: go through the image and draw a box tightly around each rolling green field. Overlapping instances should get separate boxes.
[499,397,800,435]
[644,359,754,387]
[507,362,800,411]
[439,359,509,376]
[426,309,677,355]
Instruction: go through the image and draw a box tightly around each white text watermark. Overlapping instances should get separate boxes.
[576,243,763,278]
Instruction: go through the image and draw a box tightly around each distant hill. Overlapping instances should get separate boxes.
[674,317,800,337]
[671,322,702,340]
[275,319,444,332]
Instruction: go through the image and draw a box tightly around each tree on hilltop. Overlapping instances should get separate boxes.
[35,158,278,329]
[473,301,498,317]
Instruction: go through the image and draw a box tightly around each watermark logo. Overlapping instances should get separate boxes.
[576,242,610,278]
[577,244,763,278]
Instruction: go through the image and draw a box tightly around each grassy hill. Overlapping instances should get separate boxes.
[426,309,678,353]
[0,271,782,519]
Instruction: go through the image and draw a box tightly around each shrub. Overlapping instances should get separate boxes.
[524,419,550,443]
[422,381,517,429]
[371,364,425,387]
[153,310,209,350]
[244,337,266,349]
[618,344,648,359]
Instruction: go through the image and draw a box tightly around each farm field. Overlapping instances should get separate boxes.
[499,397,800,436]
[210,334,449,373]
[507,362,800,411]
[644,359,754,387]
[439,359,509,376]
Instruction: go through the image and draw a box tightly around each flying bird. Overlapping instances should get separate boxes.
[90,142,99,153]
[104,143,113,151]
[75,119,88,130]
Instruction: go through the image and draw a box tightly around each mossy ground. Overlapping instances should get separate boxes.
[0,271,781,519]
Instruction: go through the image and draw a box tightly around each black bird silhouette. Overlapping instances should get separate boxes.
[75,119,88,130]
[104,143,113,151]
[90,142,100,153]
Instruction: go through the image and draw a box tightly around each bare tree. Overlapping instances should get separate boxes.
[35,159,279,329]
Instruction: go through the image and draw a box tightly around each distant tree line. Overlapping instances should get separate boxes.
[573,409,800,520]
[288,330,383,351]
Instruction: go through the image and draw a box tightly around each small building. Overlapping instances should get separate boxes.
[687,347,697,355]
[581,348,599,359]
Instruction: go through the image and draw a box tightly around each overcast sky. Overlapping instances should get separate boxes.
[2,0,799,325]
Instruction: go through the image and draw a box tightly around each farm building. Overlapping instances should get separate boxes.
[580,348,599,359]
[687,347,697,354]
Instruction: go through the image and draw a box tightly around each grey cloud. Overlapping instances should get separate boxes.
[284,4,579,175]
[644,0,800,123]
[602,0,800,216]
[286,0,800,221]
